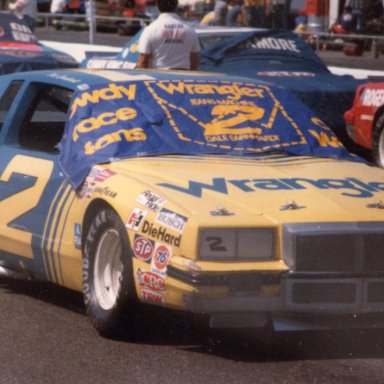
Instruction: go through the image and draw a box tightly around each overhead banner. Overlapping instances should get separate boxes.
[59,78,363,188]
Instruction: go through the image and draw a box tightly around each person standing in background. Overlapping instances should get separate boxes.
[269,0,287,29]
[137,0,200,70]
[225,0,244,26]
[345,0,365,31]
[50,0,68,14]
[213,0,228,25]
[9,0,37,30]
[340,5,356,31]
[244,0,266,27]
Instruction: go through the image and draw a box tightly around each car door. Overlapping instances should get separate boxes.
[0,79,75,282]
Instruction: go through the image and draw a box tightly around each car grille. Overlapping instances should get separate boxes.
[283,223,384,311]
[283,222,384,274]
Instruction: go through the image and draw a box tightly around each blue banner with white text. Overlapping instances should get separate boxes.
[59,78,363,187]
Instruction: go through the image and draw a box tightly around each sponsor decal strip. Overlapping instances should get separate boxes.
[362,88,384,107]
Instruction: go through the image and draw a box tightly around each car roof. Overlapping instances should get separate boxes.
[0,67,265,90]
[193,25,265,36]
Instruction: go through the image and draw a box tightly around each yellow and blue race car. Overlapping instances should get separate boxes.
[1,68,384,336]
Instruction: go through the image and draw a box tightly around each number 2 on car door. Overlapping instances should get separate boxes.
[0,155,54,258]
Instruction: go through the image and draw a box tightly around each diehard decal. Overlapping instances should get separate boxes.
[141,220,181,246]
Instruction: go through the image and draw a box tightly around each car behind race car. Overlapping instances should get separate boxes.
[344,82,384,167]
[0,11,78,73]
[1,68,384,336]
[81,28,364,147]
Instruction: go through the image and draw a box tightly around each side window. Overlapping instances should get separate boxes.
[0,81,23,131]
[19,85,73,153]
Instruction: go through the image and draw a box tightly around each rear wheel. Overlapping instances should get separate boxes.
[372,112,384,167]
[83,208,137,336]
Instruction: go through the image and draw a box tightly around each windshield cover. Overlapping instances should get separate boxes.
[59,78,363,187]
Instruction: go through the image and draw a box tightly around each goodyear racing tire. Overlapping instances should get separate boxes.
[372,112,384,167]
[83,208,137,336]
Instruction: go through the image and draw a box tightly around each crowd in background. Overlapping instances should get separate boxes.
[333,0,383,34]
[1,0,384,35]
[198,0,384,33]
[199,0,290,29]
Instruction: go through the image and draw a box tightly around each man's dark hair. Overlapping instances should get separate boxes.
[157,0,178,12]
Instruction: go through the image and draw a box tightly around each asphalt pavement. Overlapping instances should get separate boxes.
[34,26,384,71]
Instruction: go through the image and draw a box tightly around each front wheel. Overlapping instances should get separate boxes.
[372,112,384,167]
[83,208,137,336]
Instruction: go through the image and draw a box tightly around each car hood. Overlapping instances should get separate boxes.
[107,154,384,223]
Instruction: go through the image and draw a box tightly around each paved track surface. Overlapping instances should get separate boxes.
[2,277,384,384]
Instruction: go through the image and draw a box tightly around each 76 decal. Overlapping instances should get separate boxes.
[151,243,172,274]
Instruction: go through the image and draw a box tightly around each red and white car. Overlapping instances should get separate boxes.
[344,82,384,166]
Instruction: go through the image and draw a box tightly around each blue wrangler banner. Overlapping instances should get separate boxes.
[59,78,364,188]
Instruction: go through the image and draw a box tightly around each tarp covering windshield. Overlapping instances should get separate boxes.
[59,77,363,188]
[0,12,78,73]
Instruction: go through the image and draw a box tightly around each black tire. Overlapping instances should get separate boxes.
[372,112,384,167]
[83,208,137,336]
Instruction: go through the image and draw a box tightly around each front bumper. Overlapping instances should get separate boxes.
[168,266,384,330]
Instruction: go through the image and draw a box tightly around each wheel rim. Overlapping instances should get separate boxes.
[378,130,384,167]
[94,228,123,311]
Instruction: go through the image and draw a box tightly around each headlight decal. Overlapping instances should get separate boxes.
[199,228,275,261]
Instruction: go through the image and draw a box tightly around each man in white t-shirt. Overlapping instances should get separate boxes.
[9,0,37,30]
[50,0,68,13]
[137,0,200,70]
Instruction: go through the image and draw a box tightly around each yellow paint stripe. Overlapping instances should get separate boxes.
[51,190,77,285]
[41,181,67,279]
[43,183,73,282]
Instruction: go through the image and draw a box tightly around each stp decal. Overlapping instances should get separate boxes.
[133,235,154,262]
